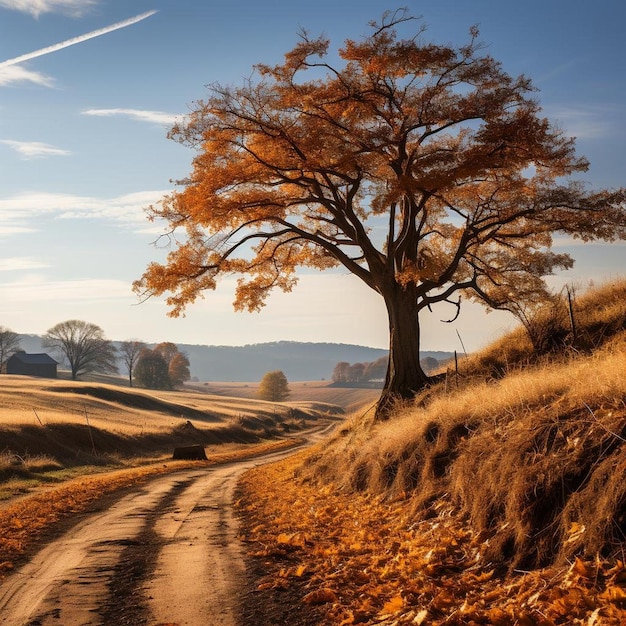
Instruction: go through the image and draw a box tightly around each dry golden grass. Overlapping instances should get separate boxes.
[238,278,626,623]
[239,452,626,625]
[0,375,330,434]
[0,375,337,472]
[452,278,626,381]
[192,380,380,413]
[305,341,626,569]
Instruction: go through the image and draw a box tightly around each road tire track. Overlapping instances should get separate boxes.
[0,447,305,626]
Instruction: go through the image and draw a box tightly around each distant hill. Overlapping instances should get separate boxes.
[16,335,452,382]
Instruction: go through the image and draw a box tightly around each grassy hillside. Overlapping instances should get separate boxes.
[0,375,345,503]
[238,279,626,624]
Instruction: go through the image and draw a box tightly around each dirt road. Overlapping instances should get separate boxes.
[0,446,303,626]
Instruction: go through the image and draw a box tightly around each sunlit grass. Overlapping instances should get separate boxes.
[238,277,626,624]
[0,375,324,433]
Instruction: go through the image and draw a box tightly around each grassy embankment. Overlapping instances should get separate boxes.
[238,279,626,625]
[0,376,361,576]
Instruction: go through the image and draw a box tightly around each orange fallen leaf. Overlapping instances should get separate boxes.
[485,607,512,626]
[257,581,273,591]
[303,588,338,605]
[381,594,403,615]
[431,589,456,611]
[572,557,593,579]
[468,568,494,583]
[602,585,626,604]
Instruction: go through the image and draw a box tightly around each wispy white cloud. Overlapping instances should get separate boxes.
[0,256,50,271]
[549,106,613,140]
[0,0,98,18]
[535,58,582,85]
[0,139,70,158]
[0,64,54,87]
[0,189,169,233]
[83,108,181,126]
[0,225,35,235]
[0,276,131,302]
[0,10,158,72]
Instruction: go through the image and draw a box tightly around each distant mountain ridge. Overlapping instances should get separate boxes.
[16,335,452,382]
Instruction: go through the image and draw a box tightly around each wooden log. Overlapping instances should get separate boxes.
[172,444,207,460]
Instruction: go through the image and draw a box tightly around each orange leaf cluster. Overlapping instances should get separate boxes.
[237,451,626,625]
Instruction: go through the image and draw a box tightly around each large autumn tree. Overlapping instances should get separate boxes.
[135,12,625,418]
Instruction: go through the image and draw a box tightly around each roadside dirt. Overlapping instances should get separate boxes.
[0,443,315,626]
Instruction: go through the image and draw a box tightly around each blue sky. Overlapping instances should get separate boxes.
[0,0,624,352]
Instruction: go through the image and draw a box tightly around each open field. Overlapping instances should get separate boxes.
[190,380,381,413]
[0,373,343,589]
[0,374,356,504]
[0,375,344,432]
[0,375,350,452]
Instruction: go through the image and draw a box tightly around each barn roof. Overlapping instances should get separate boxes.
[9,352,58,365]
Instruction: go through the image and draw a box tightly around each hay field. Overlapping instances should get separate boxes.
[194,380,380,413]
[0,375,347,474]
[0,375,335,436]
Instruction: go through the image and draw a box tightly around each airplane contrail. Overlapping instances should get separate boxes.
[0,10,158,69]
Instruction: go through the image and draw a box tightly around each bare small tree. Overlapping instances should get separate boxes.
[119,339,147,387]
[0,326,21,373]
[43,320,118,380]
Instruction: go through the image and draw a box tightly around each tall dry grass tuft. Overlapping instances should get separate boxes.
[0,451,63,478]
[303,278,626,570]
[450,278,626,382]
[447,347,626,568]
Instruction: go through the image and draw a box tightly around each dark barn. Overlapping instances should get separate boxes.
[6,352,58,378]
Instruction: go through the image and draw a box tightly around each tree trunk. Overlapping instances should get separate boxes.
[376,284,430,420]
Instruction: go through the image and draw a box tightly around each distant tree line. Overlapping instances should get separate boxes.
[332,355,440,385]
[1,320,190,389]
[132,341,191,390]
[332,357,387,384]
